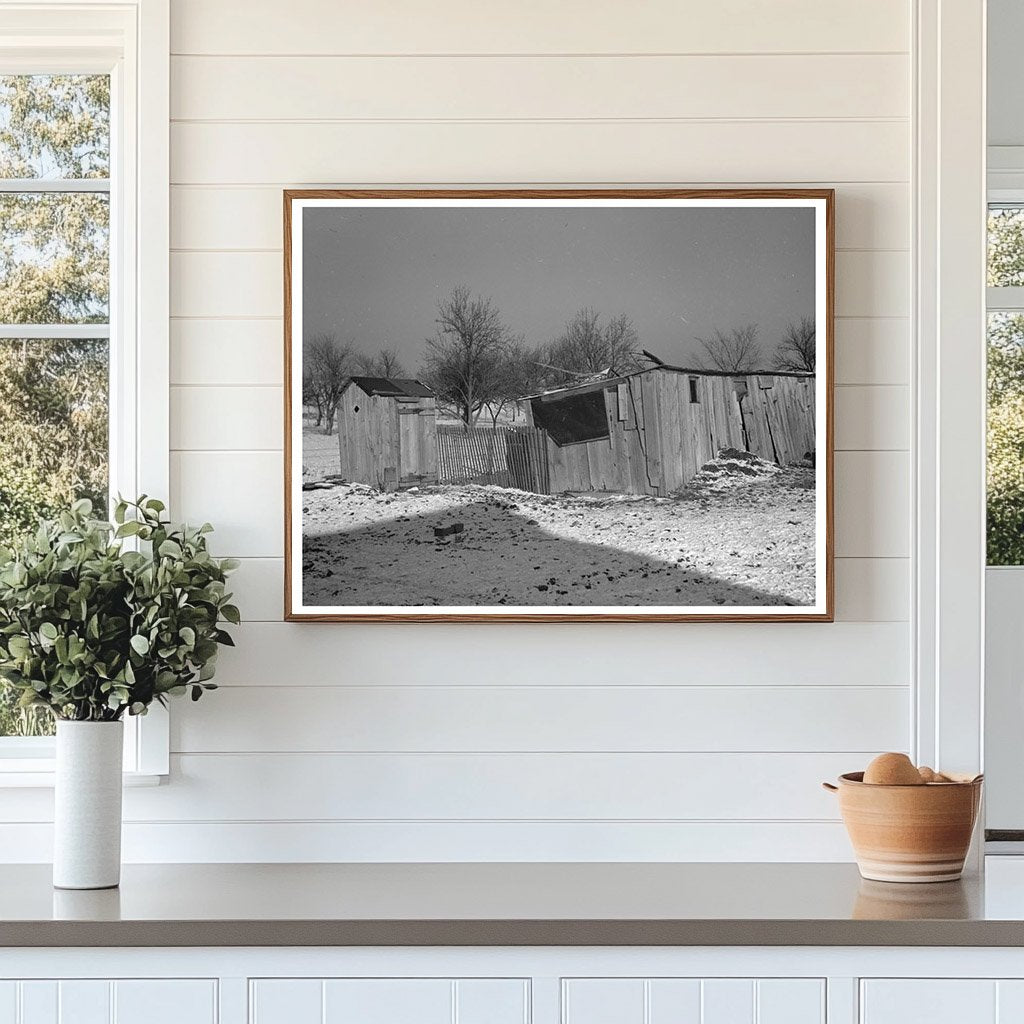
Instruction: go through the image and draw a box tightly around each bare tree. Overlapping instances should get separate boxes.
[542,308,642,386]
[355,346,406,378]
[421,286,512,428]
[773,317,816,373]
[694,323,762,373]
[304,332,355,434]
[302,367,323,427]
[376,347,405,378]
[481,335,541,430]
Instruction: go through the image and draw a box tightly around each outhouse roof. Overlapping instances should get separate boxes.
[347,377,436,399]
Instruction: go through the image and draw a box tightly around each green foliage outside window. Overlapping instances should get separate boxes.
[988,207,1024,565]
[0,75,110,736]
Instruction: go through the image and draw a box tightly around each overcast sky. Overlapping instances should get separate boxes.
[301,204,816,370]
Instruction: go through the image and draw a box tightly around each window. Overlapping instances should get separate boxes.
[530,388,611,446]
[986,205,1024,565]
[0,75,111,738]
[688,377,700,404]
[0,3,169,777]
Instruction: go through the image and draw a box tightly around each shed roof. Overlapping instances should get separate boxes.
[347,377,435,399]
[525,363,813,404]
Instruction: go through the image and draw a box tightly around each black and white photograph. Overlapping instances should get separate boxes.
[285,191,833,621]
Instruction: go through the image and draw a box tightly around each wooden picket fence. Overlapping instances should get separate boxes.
[436,425,550,494]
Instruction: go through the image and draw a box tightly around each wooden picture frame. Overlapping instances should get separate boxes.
[284,189,834,622]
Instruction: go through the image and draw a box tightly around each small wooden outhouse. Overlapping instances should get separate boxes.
[336,377,438,489]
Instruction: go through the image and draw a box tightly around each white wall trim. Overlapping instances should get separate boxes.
[0,0,170,778]
[914,0,987,775]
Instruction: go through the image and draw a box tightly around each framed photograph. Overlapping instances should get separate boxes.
[284,189,833,622]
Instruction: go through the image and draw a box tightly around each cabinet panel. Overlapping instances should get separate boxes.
[0,983,15,1024]
[998,980,1024,1022]
[861,981,997,1024]
[455,980,529,1024]
[648,980,702,1022]
[0,981,216,1024]
[323,980,451,1024]
[251,979,528,1024]
[563,978,824,1024]
[251,979,322,1024]
[563,980,645,1024]
[58,982,110,1024]
[18,983,56,1024]
[113,981,217,1024]
[757,980,825,1024]
[702,979,754,1024]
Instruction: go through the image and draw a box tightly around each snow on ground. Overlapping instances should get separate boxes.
[301,450,816,608]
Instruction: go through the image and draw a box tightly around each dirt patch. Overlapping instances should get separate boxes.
[301,459,816,608]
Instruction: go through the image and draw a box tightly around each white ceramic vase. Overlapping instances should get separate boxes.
[53,720,124,890]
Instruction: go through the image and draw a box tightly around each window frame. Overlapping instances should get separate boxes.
[983,194,1024,837]
[0,0,169,783]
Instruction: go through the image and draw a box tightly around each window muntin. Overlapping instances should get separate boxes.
[0,74,110,738]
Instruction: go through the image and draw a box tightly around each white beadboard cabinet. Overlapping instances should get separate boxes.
[860,980,1024,1023]
[561,978,825,1024]
[0,979,218,1024]
[5,949,1024,1024]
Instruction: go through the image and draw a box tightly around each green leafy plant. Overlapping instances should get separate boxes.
[0,496,239,722]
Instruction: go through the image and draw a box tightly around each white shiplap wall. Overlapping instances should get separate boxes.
[1,0,915,862]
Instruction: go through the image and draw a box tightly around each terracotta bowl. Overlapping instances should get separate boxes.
[823,772,983,883]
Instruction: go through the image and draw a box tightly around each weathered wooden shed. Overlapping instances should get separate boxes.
[336,377,438,489]
[525,365,815,497]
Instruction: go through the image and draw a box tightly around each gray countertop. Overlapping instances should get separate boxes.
[4,861,1024,947]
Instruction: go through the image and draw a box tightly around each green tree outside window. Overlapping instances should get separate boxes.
[0,75,110,736]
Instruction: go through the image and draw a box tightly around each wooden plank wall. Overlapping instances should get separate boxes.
[336,391,399,488]
[545,371,816,496]
[396,398,437,485]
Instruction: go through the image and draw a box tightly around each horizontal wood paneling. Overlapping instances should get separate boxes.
[0,0,910,864]
[170,183,909,251]
[170,451,283,556]
[170,320,283,385]
[0,753,870,822]
[171,685,909,753]
[170,121,909,186]
[833,558,910,621]
[170,449,908,559]
[224,558,283,620]
[835,251,909,318]
[227,556,909,623]
[210,621,910,687]
[112,752,858,821]
[170,386,282,450]
[834,385,910,450]
[170,249,908,320]
[0,820,856,862]
[834,318,909,385]
[170,0,910,56]
[171,54,909,121]
[171,252,280,317]
[834,452,910,558]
